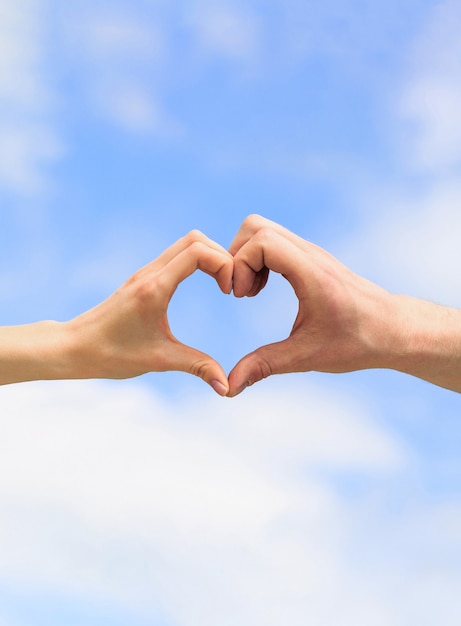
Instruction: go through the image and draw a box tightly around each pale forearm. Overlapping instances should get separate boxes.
[0,321,77,385]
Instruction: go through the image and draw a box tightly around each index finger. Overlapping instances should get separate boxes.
[229,214,309,257]
[232,228,308,298]
[158,241,234,300]
[137,230,229,279]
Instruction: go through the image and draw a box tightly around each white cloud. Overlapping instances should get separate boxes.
[0,0,61,193]
[398,0,461,171]
[2,377,457,625]
[0,0,47,109]
[94,81,180,135]
[0,122,62,193]
[78,9,165,63]
[64,5,180,135]
[337,0,461,306]
[186,2,262,63]
[342,178,461,307]
[401,80,461,171]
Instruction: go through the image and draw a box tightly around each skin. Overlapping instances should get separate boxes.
[0,230,233,396]
[1,216,460,397]
[227,214,461,396]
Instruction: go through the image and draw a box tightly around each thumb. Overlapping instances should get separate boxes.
[227,338,298,398]
[167,340,229,397]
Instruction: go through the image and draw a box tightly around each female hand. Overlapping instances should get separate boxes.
[68,230,233,395]
[0,231,232,395]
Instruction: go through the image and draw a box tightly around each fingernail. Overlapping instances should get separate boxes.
[211,380,229,397]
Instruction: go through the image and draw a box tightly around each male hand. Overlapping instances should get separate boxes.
[227,214,399,397]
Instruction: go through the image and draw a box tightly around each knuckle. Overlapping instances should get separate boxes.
[134,273,166,304]
[124,268,143,287]
[184,229,205,245]
[190,359,210,380]
[242,214,266,232]
[152,270,171,296]
[246,354,273,385]
[187,240,207,258]
[133,279,155,303]
[256,355,273,381]
[253,226,276,246]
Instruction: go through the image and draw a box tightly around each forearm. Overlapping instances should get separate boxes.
[0,322,76,385]
[381,295,461,393]
[0,315,141,385]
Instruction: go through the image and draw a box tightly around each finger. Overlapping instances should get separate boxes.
[166,340,229,396]
[245,265,269,298]
[158,241,234,299]
[138,230,230,278]
[229,214,310,257]
[232,228,307,298]
[227,337,303,397]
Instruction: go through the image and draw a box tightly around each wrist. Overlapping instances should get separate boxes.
[63,313,111,380]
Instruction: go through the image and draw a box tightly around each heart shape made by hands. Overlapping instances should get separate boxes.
[168,268,299,397]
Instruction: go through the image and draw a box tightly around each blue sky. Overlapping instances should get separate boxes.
[1,1,461,625]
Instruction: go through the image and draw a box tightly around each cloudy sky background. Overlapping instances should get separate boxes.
[1,0,461,624]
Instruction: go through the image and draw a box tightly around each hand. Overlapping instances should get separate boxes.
[3,218,459,394]
[67,231,233,396]
[227,215,400,396]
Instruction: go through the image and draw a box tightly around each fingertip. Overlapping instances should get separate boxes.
[216,257,234,295]
[211,379,229,397]
[222,274,233,295]
[227,361,251,397]
[228,345,278,396]
[174,343,229,395]
[227,381,249,398]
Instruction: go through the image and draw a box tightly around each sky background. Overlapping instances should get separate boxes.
[1,0,461,624]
